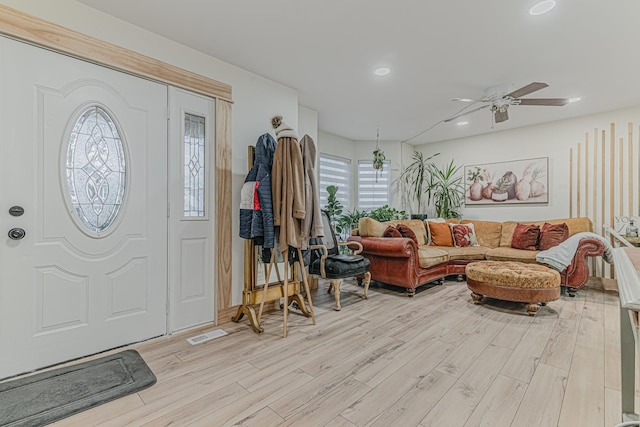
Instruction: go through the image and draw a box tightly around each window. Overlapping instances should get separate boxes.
[66,105,126,235]
[184,113,206,217]
[319,153,351,211]
[358,160,391,210]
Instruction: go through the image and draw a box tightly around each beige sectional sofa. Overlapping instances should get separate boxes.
[347,217,605,296]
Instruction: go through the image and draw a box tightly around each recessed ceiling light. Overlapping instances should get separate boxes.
[529,0,556,15]
[374,67,390,76]
[452,98,474,103]
[456,121,469,126]
[569,97,581,103]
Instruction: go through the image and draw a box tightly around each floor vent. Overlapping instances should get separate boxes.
[186,329,228,345]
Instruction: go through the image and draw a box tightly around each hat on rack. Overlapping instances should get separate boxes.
[271,115,298,140]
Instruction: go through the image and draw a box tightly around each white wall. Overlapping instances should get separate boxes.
[298,105,318,143]
[416,105,640,222]
[0,0,309,305]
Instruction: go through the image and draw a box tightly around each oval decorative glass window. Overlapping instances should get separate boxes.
[66,106,126,235]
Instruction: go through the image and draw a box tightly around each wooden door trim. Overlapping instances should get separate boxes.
[0,4,233,321]
[0,5,232,101]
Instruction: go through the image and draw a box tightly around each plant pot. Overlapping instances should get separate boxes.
[491,190,508,202]
[469,179,483,201]
[410,214,428,221]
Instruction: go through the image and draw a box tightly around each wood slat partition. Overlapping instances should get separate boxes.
[629,123,634,217]
[570,148,573,217]
[571,122,640,279]
[601,129,606,275]
[0,4,234,321]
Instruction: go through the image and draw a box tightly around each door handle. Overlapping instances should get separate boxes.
[8,228,25,240]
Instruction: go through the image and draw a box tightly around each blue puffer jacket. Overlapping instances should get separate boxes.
[239,133,276,248]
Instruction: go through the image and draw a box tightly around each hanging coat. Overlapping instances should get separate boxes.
[239,133,276,248]
[272,135,306,253]
[300,134,324,249]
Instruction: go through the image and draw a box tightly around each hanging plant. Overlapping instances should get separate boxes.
[373,148,386,170]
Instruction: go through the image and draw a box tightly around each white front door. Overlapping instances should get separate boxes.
[168,87,215,332]
[0,37,168,378]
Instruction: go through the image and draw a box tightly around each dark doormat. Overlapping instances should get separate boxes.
[0,349,156,426]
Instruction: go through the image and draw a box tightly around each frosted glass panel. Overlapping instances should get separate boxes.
[66,106,126,234]
[184,113,206,217]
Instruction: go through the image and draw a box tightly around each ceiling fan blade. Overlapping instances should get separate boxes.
[506,82,548,99]
[494,109,509,123]
[517,98,570,106]
[444,104,489,122]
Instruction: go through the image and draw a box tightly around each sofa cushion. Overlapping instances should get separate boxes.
[538,222,569,250]
[383,225,402,238]
[424,218,446,244]
[500,217,593,247]
[428,222,453,246]
[511,223,540,250]
[397,224,419,245]
[461,220,502,248]
[450,223,479,247]
[417,247,449,268]
[358,218,427,245]
[485,247,540,263]
[436,245,489,261]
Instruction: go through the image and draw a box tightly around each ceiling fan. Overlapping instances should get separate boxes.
[445,82,570,124]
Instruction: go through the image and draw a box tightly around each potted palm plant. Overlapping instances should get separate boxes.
[426,159,464,219]
[397,151,440,220]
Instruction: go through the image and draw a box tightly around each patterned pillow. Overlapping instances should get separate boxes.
[538,222,569,250]
[449,223,479,247]
[383,225,403,238]
[396,224,419,245]
[511,223,541,251]
[428,222,453,247]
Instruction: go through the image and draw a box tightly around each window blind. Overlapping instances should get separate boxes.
[319,153,351,211]
[357,160,391,210]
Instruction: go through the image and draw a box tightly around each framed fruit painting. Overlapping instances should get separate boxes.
[464,157,548,205]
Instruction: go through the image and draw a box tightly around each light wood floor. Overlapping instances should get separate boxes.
[50,277,626,427]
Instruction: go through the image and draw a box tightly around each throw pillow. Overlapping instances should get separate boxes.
[511,223,541,251]
[396,224,419,245]
[538,222,569,250]
[424,218,446,244]
[450,223,479,247]
[428,222,454,247]
[383,225,403,238]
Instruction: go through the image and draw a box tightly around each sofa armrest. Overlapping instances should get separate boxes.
[563,237,606,289]
[347,236,415,258]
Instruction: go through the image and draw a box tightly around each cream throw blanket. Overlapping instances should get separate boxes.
[536,232,613,271]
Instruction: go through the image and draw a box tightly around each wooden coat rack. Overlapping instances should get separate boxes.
[232,146,315,336]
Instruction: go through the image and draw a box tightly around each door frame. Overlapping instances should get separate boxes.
[0,4,233,322]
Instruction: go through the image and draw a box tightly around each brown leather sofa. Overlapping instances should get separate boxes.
[347,217,605,296]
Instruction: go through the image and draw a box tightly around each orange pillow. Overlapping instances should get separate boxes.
[538,222,569,250]
[429,222,453,246]
[396,224,419,245]
[511,223,540,250]
[383,225,402,238]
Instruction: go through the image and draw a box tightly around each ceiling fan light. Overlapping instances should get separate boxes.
[530,0,556,16]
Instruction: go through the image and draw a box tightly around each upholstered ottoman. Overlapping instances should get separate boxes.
[465,261,561,316]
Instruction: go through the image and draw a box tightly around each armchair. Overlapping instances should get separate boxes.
[309,211,371,310]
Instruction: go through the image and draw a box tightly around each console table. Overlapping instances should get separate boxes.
[612,247,640,423]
